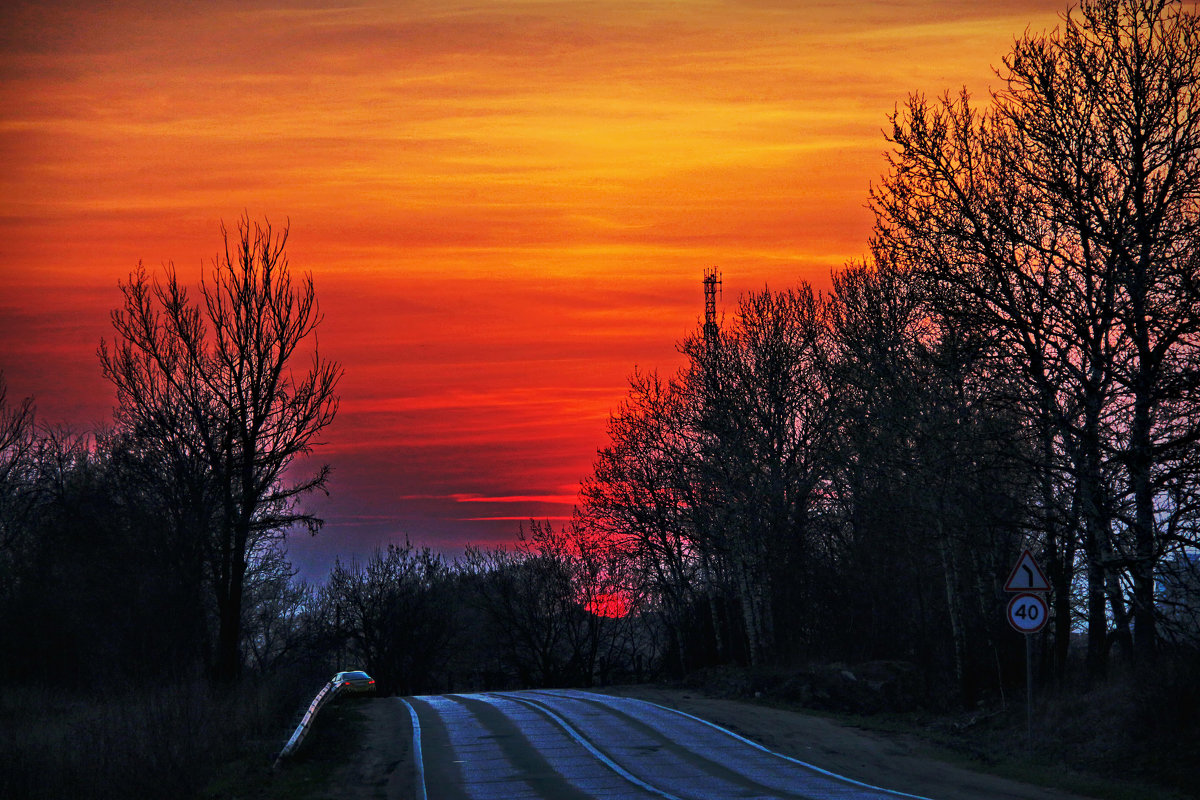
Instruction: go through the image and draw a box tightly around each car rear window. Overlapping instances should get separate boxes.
[342,671,370,680]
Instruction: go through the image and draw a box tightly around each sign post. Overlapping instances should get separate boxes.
[1004,550,1050,752]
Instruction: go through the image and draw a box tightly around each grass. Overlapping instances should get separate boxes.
[813,704,1194,800]
[677,662,1200,800]
[0,670,323,800]
[203,698,370,800]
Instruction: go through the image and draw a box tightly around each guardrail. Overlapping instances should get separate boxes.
[274,679,342,767]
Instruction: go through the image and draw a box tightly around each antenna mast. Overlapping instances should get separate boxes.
[703,266,722,345]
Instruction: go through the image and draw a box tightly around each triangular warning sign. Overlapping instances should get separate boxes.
[1004,549,1051,592]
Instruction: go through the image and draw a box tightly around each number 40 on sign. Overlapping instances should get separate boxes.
[1007,592,1049,634]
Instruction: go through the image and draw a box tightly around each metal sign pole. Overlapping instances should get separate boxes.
[1005,550,1049,758]
[1025,633,1033,754]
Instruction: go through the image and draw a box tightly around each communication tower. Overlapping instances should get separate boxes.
[703,266,722,345]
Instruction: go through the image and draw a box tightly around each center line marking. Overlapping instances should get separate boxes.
[490,693,685,800]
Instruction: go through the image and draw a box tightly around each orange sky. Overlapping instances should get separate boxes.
[0,0,1065,578]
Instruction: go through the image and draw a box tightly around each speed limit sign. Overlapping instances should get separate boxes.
[1007,592,1049,634]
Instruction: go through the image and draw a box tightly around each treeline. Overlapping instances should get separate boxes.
[315,524,650,694]
[0,213,651,696]
[577,0,1200,702]
[4,0,1200,718]
[0,396,652,695]
[2,215,342,690]
[579,273,1046,701]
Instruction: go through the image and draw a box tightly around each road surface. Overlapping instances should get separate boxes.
[399,689,931,800]
[333,689,1094,800]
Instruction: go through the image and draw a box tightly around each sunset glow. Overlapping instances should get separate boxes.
[0,0,1065,578]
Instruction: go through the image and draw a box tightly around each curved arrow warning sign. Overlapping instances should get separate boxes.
[1004,549,1050,592]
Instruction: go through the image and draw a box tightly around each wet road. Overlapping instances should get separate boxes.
[400,689,933,800]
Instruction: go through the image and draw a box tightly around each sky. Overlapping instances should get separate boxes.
[0,0,1065,581]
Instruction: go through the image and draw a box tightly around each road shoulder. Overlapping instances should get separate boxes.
[313,697,414,800]
[598,685,1094,800]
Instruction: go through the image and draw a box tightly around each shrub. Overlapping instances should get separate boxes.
[0,670,316,800]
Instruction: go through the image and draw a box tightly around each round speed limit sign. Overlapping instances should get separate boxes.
[1007,592,1049,634]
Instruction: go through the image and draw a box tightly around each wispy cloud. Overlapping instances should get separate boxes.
[0,0,1068,576]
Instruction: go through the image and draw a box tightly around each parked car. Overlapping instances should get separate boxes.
[332,670,376,695]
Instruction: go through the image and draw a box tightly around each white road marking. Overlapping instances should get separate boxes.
[409,689,941,800]
[538,690,936,800]
[399,697,428,800]
[638,698,934,800]
[485,693,686,800]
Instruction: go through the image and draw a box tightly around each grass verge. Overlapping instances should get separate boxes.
[670,663,1199,800]
[805,704,1193,800]
[0,670,323,800]
[203,697,370,800]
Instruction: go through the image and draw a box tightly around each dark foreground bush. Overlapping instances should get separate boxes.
[683,660,927,713]
[0,670,318,800]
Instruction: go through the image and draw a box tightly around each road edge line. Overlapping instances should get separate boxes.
[616,694,936,800]
[487,693,685,800]
[399,697,428,800]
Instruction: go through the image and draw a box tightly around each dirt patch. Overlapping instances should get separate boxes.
[309,697,414,800]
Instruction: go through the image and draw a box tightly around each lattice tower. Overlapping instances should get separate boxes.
[703,267,721,345]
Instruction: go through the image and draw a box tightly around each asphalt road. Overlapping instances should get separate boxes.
[400,689,932,800]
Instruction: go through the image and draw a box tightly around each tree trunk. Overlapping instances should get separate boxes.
[938,520,969,705]
[1084,522,1108,682]
[700,552,726,661]
[1077,426,1111,682]
[1040,423,1072,683]
[1129,392,1159,666]
[736,561,762,667]
[214,516,249,684]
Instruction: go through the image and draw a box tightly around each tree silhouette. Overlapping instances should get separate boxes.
[100,216,341,683]
[873,0,1200,675]
[683,285,835,666]
[0,374,35,561]
[581,369,713,671]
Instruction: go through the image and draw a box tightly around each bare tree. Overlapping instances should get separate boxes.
[322,541,455,694]
[1031,0,1200,665]
[462,520,632,688]
[0,374,36,557]
[580,369,712,671]
[682,284,835,666]
[824,254,1036,701]
[99,216,341,683]
[242,541,313,674]
[463,543,580,687]
[873,0,1200,676]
